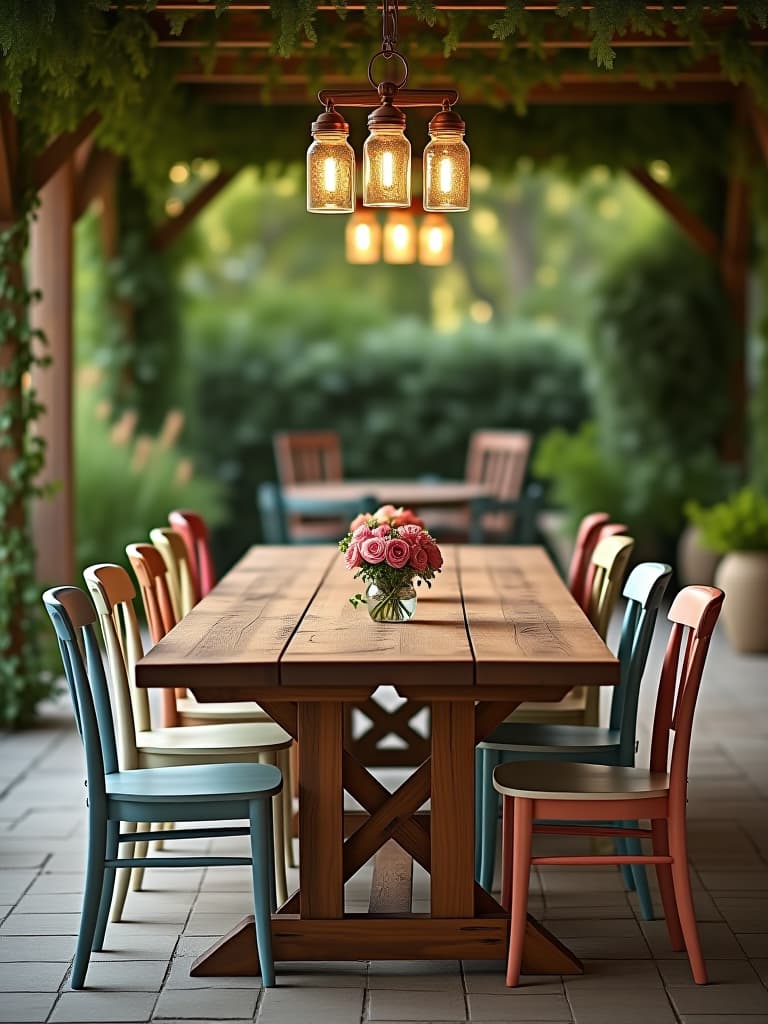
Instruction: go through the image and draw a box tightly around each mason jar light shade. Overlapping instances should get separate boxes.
[423,106,470,212]
[346,210,381,264]
[383,211,416,264]
[307,109,355,213]
[418,214,453,266]
[363,122,411,208]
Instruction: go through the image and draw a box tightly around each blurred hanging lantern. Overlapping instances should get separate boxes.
[418,214,453,266]
[306,106,355,214]
[383,211,417,264]
[346,209,381,264]
[423,103,470,212]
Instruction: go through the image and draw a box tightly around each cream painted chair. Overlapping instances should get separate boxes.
[83,562,292,918]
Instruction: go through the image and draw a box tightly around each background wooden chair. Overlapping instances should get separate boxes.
[83,562,292,913]
[42,586,280,989]
[257,481,377,545]
[273,429,343,486]
[494,584,724,986]
[475,560,672,914]
[168,509,216,602]
[128,542,296,869]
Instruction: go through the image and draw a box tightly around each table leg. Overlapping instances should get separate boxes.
[431,702,475,918]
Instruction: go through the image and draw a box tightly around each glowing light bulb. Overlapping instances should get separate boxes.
[383,212,416,263]
[382,152,394,188]
[418,214,453,266]
[323,157,338,193]
[355,223,372,251]
[428,227,444,253]
[439,157,453,194]
[393,224,409,250]
[346,211,381,263]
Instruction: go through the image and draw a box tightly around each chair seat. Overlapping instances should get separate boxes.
[106,762,282,803]
[137,721,291,757]
[480,722,621,754]
[493,760,670,801]
[175,696,271,722]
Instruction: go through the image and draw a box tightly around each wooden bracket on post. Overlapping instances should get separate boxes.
[32,110,101,193]
[628,167,719,258]
[151,169,236,251]
[0,96,19,226]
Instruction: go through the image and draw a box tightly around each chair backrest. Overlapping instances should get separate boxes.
[126,543,178,644]
[609,561,672,764]
[464,430,532,503]
[273,430,343,486]
[580,521,628,611]
[650,585,724,807]
[150,527,196,619]
[586,533,635,640]
[257,482,289,544]
[168,509,216,602]
[568,511,610,606]
[42,586,119,808]
[83,562,151,766]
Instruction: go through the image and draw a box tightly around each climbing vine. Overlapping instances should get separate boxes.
[0,209,56,726]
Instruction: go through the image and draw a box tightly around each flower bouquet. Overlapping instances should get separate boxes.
[339,505,443,623]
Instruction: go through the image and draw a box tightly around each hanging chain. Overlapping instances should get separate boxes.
[381,0,398,56]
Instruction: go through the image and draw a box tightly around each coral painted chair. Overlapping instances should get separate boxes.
[476,560,672,916]
[168,509,216,602]
[567,511,610,606]
[42,586,279,989]
[494,585,724,986]
[83,562,292,914]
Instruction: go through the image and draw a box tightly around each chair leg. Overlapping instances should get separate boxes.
[249,799,276,988]
[130,821,151,891]
[72,810,108,989]
[622,820,654,921]
[479,749,502,892]
[614,826,634,890]
[474,749,483,880]
[259,752,288,908]
[93,819,119,951]
[500,794,515,912]
[651,818,684,950]
[506,797,533,988]
[110,821,134,923]
[668,814,707,984]
[279,749,296,869]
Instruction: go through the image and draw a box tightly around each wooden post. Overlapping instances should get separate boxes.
[29,157,76,583]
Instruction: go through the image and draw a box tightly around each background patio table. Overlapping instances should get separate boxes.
[135,544,619,978]
[281,479,494,509]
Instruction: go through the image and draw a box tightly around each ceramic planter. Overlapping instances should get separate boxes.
[714,551,768,652]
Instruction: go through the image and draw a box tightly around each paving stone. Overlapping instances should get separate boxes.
[0,991,58,1022]
[368,988,467,1021]
[258,986,364,1023]
[0,960,69,991]
[467,993,572,1020]
[78,958,169,991]
[51,990,157,1022]
[153,987,258,1019]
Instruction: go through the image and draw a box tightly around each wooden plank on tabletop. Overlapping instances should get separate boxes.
[369,840,413,914]
[135,546,334,691]
[459,547,619,688]
[280,548,473,688]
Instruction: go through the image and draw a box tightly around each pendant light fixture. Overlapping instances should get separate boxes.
[346,209,381,263]
[418,213,453,265]
[308,0,469,215]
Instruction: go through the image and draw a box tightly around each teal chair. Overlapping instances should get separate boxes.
[42,585,280,990]
[475,561,672,921]
[257,481,378,544]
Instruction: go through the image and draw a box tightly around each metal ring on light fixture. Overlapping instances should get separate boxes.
[367,49,409,90]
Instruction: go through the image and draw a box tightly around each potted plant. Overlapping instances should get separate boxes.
[686,487,768,652]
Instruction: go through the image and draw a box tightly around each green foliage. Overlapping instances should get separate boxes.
[74,378,225,578]
[185,296,590,568]
[0,212,57,727]
[533,230,736,546]
[687,487,768,554]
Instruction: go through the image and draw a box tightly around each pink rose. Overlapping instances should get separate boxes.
[344,542,363,569]
[391,507,425,528]
[399,524,424,542]
[373,523,391,537]
[385,537,411,569]
[423,539,443,570]
[374,504,398,521]
[409,545,428,573]
[360,536,387,564]
[353,523,373,541]
[349,512,372,532]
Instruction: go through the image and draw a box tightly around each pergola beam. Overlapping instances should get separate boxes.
[32,111,101,193]
[151,169,236,250]
[628,168,719,259]
[143,2,746,10]
[0,98,18,226]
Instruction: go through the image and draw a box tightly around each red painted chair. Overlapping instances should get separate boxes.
[494,584,724,986]
[567,511,610,606]
[579,520,629,613]
[168,509,216,602]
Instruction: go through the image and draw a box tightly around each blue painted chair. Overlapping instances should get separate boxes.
[42,585,280,990]
[475,561,672,921]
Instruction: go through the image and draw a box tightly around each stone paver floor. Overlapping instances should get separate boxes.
[1,611,767,1022]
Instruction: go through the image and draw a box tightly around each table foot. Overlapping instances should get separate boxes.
[190,914,582,977]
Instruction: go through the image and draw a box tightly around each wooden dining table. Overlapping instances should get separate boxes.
[135,544,619,978]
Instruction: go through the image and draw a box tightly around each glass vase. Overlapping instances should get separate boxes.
[365,580,418,623]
